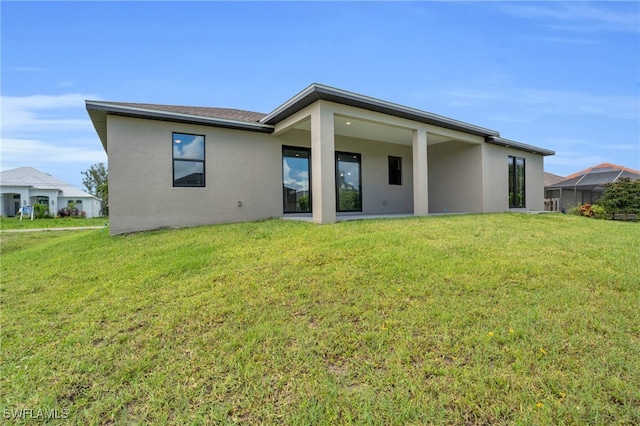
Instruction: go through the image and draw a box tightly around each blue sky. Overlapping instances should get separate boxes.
[2,1,638,189]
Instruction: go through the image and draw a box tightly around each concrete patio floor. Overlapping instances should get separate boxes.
[282,213,415,222]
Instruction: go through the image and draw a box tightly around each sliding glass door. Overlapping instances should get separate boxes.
[336,151,362,212]
[282,146,311,213]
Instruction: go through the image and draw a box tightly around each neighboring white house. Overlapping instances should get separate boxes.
[0,167,102,218]
[86,83,555,235]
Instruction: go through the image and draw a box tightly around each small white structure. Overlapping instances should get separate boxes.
[0,167,102,218]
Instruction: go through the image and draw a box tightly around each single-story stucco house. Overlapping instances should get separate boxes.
[0,167,102,218]
[545,163,640,211]
[86,83,554,235]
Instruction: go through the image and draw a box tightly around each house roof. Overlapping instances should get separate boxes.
[86,83,554,156]
[564,162,640,179]
[261,83,500,137]
[0,167,100,200]
[485,136,555,156]
[544,172,565,187]
[546,163,640,191]
[85,101,273,151]
[91,102,266,123]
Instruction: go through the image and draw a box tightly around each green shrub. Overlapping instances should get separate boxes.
[567,204,582,216]
[590,203,607,219]
[57,207,86,218]
[33,203,50,219]
[598,178,640,220]
[567,203,607,219]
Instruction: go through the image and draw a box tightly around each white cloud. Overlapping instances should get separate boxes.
[545,138,639,156]
[1,93,98,133]
[546,137,595,147]
[530,36,601,45]
[486,114,535,123]
[543,137,639,175]
[0,93,106,187]
[608,143,639,151]
[174,137,204,160]
[2,93,91,110]
[500,2,640,33]
[0,138,107,168]
[545,152,607,168]
[282,159,309,191]
[445,88,639,121]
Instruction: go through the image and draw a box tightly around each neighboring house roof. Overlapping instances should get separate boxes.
[86,83,554,156]
[544,172,565,187]
[564,162,640,179]
[546,163,640,191]
[0,167,100,200]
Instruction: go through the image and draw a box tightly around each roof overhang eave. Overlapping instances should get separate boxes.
[260,83,500,137]
[85,101,274,134]
[486,136,555,156]
[86,106,109,152]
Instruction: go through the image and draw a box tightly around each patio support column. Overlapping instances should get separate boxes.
[413,128,429,216]
[310,102,336,224]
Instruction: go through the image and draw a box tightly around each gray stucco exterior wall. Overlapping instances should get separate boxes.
[107,116,281,234]
[482,143,546,212]
[106,114,549,234]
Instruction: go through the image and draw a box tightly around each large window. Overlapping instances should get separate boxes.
[336,151,362,212]
[282,146,311,213]
[508,156,525,208]
[173,133,205,187]
[388,156,402,185]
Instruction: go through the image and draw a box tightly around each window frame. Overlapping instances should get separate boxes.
[388,156,402,185]
[282,146,312,214]
[508,155,526,208]
[172,132,206,188]
[336,151,363,212]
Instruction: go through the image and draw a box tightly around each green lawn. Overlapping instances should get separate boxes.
[1,214,638,424]
[0,216,108,231]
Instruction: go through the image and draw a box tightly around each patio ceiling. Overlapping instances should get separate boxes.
[291,115,453,146]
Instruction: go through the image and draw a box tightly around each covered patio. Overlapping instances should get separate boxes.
[263,85,494,224]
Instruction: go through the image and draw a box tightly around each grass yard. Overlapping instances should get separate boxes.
[0,217,108,231]
[1,214,639,424]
